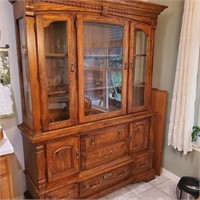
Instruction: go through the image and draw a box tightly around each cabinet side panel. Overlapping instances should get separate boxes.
[151,89,167,175]
[22,136,38,187]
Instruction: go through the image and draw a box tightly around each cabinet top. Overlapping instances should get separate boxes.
[11,0,167,26]
[17,0,167,26]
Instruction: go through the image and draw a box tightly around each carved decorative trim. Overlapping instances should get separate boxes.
[49,121,68,130]
[33,0,101,11]
[31,0,159,22]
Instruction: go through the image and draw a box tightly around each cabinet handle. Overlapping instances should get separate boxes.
[124,63,128,70]
[76,152,79,159]
[130,61,134,69]
[90,137,95,145]
[117,131,122,138]
[71,63,75,72]
[130,136,133,142]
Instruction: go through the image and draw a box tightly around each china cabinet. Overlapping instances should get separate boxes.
[11,0,167,199]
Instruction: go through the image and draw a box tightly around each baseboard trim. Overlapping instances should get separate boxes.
[161,168,180,183]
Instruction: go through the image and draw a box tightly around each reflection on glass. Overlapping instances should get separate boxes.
[132,29,147,107]
[83,23,123,116]
[44,21,69,122]
[19,19,32,119]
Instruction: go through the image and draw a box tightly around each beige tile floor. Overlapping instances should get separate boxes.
[99,175,178,200]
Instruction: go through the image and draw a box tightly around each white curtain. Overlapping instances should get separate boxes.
[168,0,200,155]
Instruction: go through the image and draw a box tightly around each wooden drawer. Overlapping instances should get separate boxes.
[80,164,132,198]
[45,183,78,199]
[81,125,128,152]
[81,140,128,170]
[133,153,152,175]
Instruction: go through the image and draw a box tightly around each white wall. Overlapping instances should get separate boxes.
[0,0,26,198]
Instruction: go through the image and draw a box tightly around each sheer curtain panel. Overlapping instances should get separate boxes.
[168,0,200,154]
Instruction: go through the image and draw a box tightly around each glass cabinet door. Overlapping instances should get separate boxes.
[18,18,33,129]
[128,23,153,113]
[77,16,128,123]
[36,15,77,130]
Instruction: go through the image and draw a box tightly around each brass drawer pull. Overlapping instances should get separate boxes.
[116,169,127,177]
[103,172,113,180]
[99,151,113,159]
[86,180,101,189]
[136,161,148,169]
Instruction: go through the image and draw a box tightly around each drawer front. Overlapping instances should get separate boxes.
[133,153,152,175]
[0,156,8,176]
[81,125,128,152]
[80,164,132,198]
[45,183,78,199]
[81,141,128,170]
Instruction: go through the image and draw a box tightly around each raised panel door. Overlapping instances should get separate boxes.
[46,137,79,182]
[36,14,77,131]
[129,118,150,152]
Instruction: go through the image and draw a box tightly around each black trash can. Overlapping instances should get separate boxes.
[176,176,200,199]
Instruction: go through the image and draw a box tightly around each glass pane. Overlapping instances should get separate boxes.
[19,19,32,119]
[44,21,69,123]
[83,23,123,116]
[132,29,147,107]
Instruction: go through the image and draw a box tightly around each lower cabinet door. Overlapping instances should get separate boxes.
[80,164,132,198]
[129,118,150,152]
[45,183,78,199]
[46,137,79,182]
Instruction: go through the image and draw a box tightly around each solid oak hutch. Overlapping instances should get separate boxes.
[11,0,167,199]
